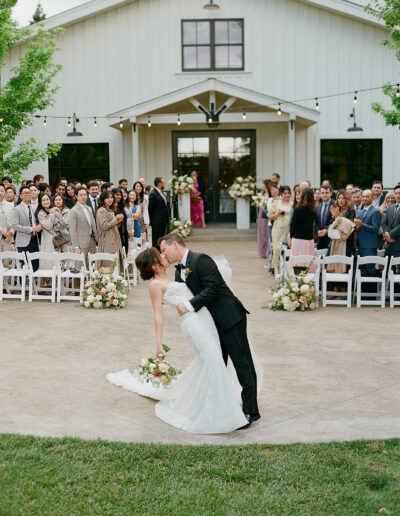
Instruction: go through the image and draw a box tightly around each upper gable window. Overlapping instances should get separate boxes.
[182,19,244,71]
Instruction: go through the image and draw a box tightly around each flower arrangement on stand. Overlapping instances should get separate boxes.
[170,172,196,196]
[169,218,193,238]
[268,271,317,312]
[228,175,256,200]
[81,269,128,309]
[134,345,182,388]
[252,192,268,209]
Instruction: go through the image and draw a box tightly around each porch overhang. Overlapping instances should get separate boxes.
[107,78,320,128]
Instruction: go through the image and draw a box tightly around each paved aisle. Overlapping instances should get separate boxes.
[1,241,399,444]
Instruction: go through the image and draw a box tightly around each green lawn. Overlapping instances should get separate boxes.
[0,434,399,515]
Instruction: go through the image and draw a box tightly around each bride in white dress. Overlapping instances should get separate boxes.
[107,248,260,434]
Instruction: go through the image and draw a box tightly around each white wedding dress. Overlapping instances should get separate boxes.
[106,258,263,434]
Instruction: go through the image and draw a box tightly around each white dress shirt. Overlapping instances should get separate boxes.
[78,202,93,229]
[180,249,194,313]
[88,195,98,212]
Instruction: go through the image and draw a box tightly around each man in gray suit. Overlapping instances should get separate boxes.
[382,185,400,260]
[68,187,98,266]
[12,186,42,271]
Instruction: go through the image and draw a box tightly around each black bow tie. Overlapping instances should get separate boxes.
[175,263,184,271]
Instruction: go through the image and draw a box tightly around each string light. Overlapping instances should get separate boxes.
[43,116,47,126]
[242,108,246,120]
[119,117,123,128]
[147,116,151,128]
[354,91,358,104]
[177,114,181,126]
[208,115,213,123]
[277,104,282,116]
[68,117,71,128]
[396,85,400,98]
[21,118,24,126]
[94,117,97,127]
[0,115,3,123]
[315,98,319,111]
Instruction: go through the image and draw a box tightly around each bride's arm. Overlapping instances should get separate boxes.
[149,282,165,356]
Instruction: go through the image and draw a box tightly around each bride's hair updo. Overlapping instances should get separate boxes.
[135,248,163,280]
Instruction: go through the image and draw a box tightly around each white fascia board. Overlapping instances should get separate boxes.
[298,0,384,28]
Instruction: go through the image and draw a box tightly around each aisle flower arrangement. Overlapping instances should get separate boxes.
[134,345,182,388]
[228,175,256,200]
[169,218,193,238]
[268,272,317,312]
[81,270,128,309]
[170,172,196,196]
[252,192,268,209]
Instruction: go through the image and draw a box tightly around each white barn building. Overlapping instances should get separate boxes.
[2,0,400,222]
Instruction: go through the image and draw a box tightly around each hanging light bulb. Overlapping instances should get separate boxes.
[177,114,182,126]
[242,108,247,120]
[0,115,3,123]
[208,115,213,124]
[315,98,319,111]
[277,104,282,116]
[21,117,25,126]
[147,116,152,128]
[119,117,123,128]
[43,116,47,126]
[94,117,97,127]
[353,91,358,104]
[396,84,400,98]
[67,117,71,128]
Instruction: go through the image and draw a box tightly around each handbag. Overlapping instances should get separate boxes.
[53,231,69,249]
[261,209,269,219]
[327,223,341,240]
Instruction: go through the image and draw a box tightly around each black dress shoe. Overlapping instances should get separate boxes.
[238,413,261,430]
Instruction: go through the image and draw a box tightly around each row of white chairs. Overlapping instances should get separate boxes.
[0,249,141,302]
[281,250,400,308]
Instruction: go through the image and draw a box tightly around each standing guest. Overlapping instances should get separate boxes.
[351,187,364,249]
[73,181,81,188]
[54,183,66,199]
[299,180,311,191]
[38,183,53,197]
[119,178,129,189]
[12,186,42,272]
[145,184,153,196]
[36,193,69,269]
[292,184,301,209]
[315,185,335,250]
[65,183,77,208]
[345,184,354,194]
[133,181,150,234]
[33,174,45,187]
[371,180,386,208]
[269,185,292,273]
[4,186,16,208]
[53,194,70,223]
[382,185,400,260]
[125,190,142,251]
[379,191,395,216]
[101,182,114,192]
[190,170,207,228]
[257,179,270,259]
[354,189,381,267]
[271,173,280,186]
[29,184,40,212]
[139,177,147,188]
[68,187,98,265]
[321,179,336,200]
[86,181,100,214]
[112,188,129,252]
[96,191,124,268]
[59,177,68,187]
[0,184,13,253]
[1,175,13,188]
[313,188,321,205]
[121,188,128,203]
[289,188,316,270]
[148,176,169,250]
[329,190,356,256]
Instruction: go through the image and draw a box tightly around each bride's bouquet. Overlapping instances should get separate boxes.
[134,345,182,388]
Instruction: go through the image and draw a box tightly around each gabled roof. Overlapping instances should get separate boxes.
[30,0,383,33]
[107,78,320,126]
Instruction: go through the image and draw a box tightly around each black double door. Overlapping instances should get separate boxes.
[173,130,255,223]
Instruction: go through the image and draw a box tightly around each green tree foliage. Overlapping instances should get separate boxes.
[30,2,46,25]
[0,0,62,181]
[367,1,400,126]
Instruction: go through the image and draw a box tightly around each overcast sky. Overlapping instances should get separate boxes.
[12,0,370,27]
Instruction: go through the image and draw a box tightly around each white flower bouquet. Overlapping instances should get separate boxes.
[81,270,128,309]
[268,271,317,312]
[252,192,268,209]
[170,172,196,196]
[229,175,256,200]
[169,218,193,238]
[134,345,182,388]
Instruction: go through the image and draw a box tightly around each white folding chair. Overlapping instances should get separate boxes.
[124,246,139,287]
[316,248,328,258]
[56,252,87,302]
[354,255,388,308]
[27,252,57,302]
[288,255,321,303]
[0,251,27,302]
[88,252,118,280]
[388,256,400,308]
[279,245,291,281]
[321,255,354,308]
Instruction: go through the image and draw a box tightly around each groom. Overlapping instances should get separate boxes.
[159,233,260,429]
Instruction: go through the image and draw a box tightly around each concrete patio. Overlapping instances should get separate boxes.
[0,240,399,445]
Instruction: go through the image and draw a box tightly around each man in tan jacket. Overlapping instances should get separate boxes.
[68,187,98,265]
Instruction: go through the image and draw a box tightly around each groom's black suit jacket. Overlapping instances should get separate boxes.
[175,250,248,333]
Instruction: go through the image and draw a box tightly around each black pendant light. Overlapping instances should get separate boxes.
[203,0,220,10]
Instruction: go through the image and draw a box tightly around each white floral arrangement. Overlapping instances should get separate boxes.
[169,218,193,238]
[134,345,182,388]
[81,270,128,309]
[252,192,268,209]
[170,172,196,196]
[268,271,317,312]
[229,175,256,200]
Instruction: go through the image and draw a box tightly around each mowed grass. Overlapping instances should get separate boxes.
[0,434,399,515]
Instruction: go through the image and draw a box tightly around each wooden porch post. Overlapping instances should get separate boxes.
[132,122,140,184]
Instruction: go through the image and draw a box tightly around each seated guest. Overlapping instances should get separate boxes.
[315,185,335,250]
[289,188,316,273]
[96,191,124,268]
[354,189,381,269]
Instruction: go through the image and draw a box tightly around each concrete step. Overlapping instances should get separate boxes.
[186,224,257,242]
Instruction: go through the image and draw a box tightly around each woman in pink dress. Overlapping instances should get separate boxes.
[190,170,206,227]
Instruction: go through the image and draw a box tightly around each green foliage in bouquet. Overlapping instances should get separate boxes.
[135,345,182,387]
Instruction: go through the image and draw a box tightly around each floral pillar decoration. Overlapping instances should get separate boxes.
[228,176,256,230]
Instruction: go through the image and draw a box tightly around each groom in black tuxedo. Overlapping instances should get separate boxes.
[159,233,260,428]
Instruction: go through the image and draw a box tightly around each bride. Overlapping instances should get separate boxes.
[107,247,252,434]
